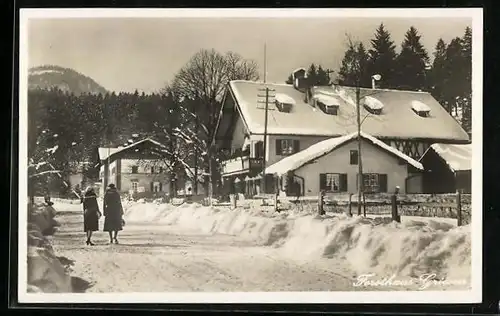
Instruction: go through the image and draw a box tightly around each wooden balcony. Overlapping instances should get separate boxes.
[221,156,263,176]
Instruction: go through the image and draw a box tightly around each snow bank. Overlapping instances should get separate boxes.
[124,202,471,282]
[27,203,72,293]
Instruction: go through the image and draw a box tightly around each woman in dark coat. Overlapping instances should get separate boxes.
[103,183,124,244]
[81,186,101,246]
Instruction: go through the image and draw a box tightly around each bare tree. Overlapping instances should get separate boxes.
[169,49,259,199]
[338,34,370,216]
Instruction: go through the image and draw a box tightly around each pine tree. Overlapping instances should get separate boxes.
[367,23,398,88]
[316,65,331,85]
[443,37,464,118]
[461,26,472,135]
[394,26,430,91]
[429,38,449,111]
[338,42,370,88]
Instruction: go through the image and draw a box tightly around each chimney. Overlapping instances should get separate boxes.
[291,68,309,92]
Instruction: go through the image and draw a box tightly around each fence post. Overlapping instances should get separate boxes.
[391,186,400,223]
[318,190,325,216]
[362,193,367,217]
[230,194,236,210]
[348,193,353,217]
[456,189,462,226]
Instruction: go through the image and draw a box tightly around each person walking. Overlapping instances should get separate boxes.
[81,186,101,246]
[103,183,124,244]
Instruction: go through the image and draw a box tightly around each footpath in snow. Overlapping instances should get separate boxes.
[124,200,471,284]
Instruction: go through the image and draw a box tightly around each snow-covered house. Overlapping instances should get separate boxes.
[98,138,172,196]
[419,143,472,194]
[265,132,423,196]
[212,68,470,196]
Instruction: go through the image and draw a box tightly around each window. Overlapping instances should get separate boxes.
[350,150,358,165]
[131,166,138,174]
[317,101,339,115]
[151,167,155,174]
[359,173,388,193]
[320,173,347,192]
[255,141,264,158]
[413,109,430,117]
[364,104,382,115]
[276,139,300,156]
[411,100,431,117]
[131,181,138,193]
[159,166,163,173]
[275,93,295,113]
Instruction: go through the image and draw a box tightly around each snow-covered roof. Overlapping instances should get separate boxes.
[275,93,296,105]
[265,131,423,176]
[98,138,167,161]
[424,143,472,172]
[292,68,306,77]
[411,100,431,113]
[363,96,384,110]
[221,80,469,141]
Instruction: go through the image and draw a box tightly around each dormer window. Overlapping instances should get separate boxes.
[411,100,431,117]
[363,96,384,115]
[313,94,341,116]
[275,93,295,113]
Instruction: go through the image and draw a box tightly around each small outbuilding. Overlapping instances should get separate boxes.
[419,143,472,193]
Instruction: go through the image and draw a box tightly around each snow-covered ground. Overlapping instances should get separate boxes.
[32,199,471,293]
[27,203,73,293]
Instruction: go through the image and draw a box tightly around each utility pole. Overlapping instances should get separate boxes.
[356,85,363,216]
[257,87,275,194]
[256,42,275,195]
[192,99,199,196]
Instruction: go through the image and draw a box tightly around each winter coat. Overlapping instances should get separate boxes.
[103,187,124,231]
[82,191,100,232]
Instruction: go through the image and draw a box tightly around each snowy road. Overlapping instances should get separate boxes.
[50,203,364,293]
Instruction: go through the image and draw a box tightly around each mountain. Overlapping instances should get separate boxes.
[28,65,108,95]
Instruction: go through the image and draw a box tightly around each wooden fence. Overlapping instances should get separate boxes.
[249,191,472,226]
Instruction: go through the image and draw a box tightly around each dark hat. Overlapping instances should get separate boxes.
[108,183,116,188]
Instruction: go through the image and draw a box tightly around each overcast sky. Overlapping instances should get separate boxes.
[28,17,471,93]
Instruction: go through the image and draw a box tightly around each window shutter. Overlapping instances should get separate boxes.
[319,173,326,191]
[379,174,388,193]
[150,182,154,192]
[293,140,300,153]
[340,174,348,192]
[276,139,282,155]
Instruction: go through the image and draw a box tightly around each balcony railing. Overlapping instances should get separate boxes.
[221,156,263,176]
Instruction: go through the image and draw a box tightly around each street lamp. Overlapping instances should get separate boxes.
[356,74,382,216]
[371,74,381,89]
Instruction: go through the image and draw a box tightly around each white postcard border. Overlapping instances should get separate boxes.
[18,8,483,304]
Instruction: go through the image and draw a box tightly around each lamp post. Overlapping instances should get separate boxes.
[371,74,381,89]
[356,74,381,216]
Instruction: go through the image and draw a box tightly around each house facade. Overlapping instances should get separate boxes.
[98,139,172,196]
[265,132,423,196]
[213,68,470,196]
[419,143,472,194]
